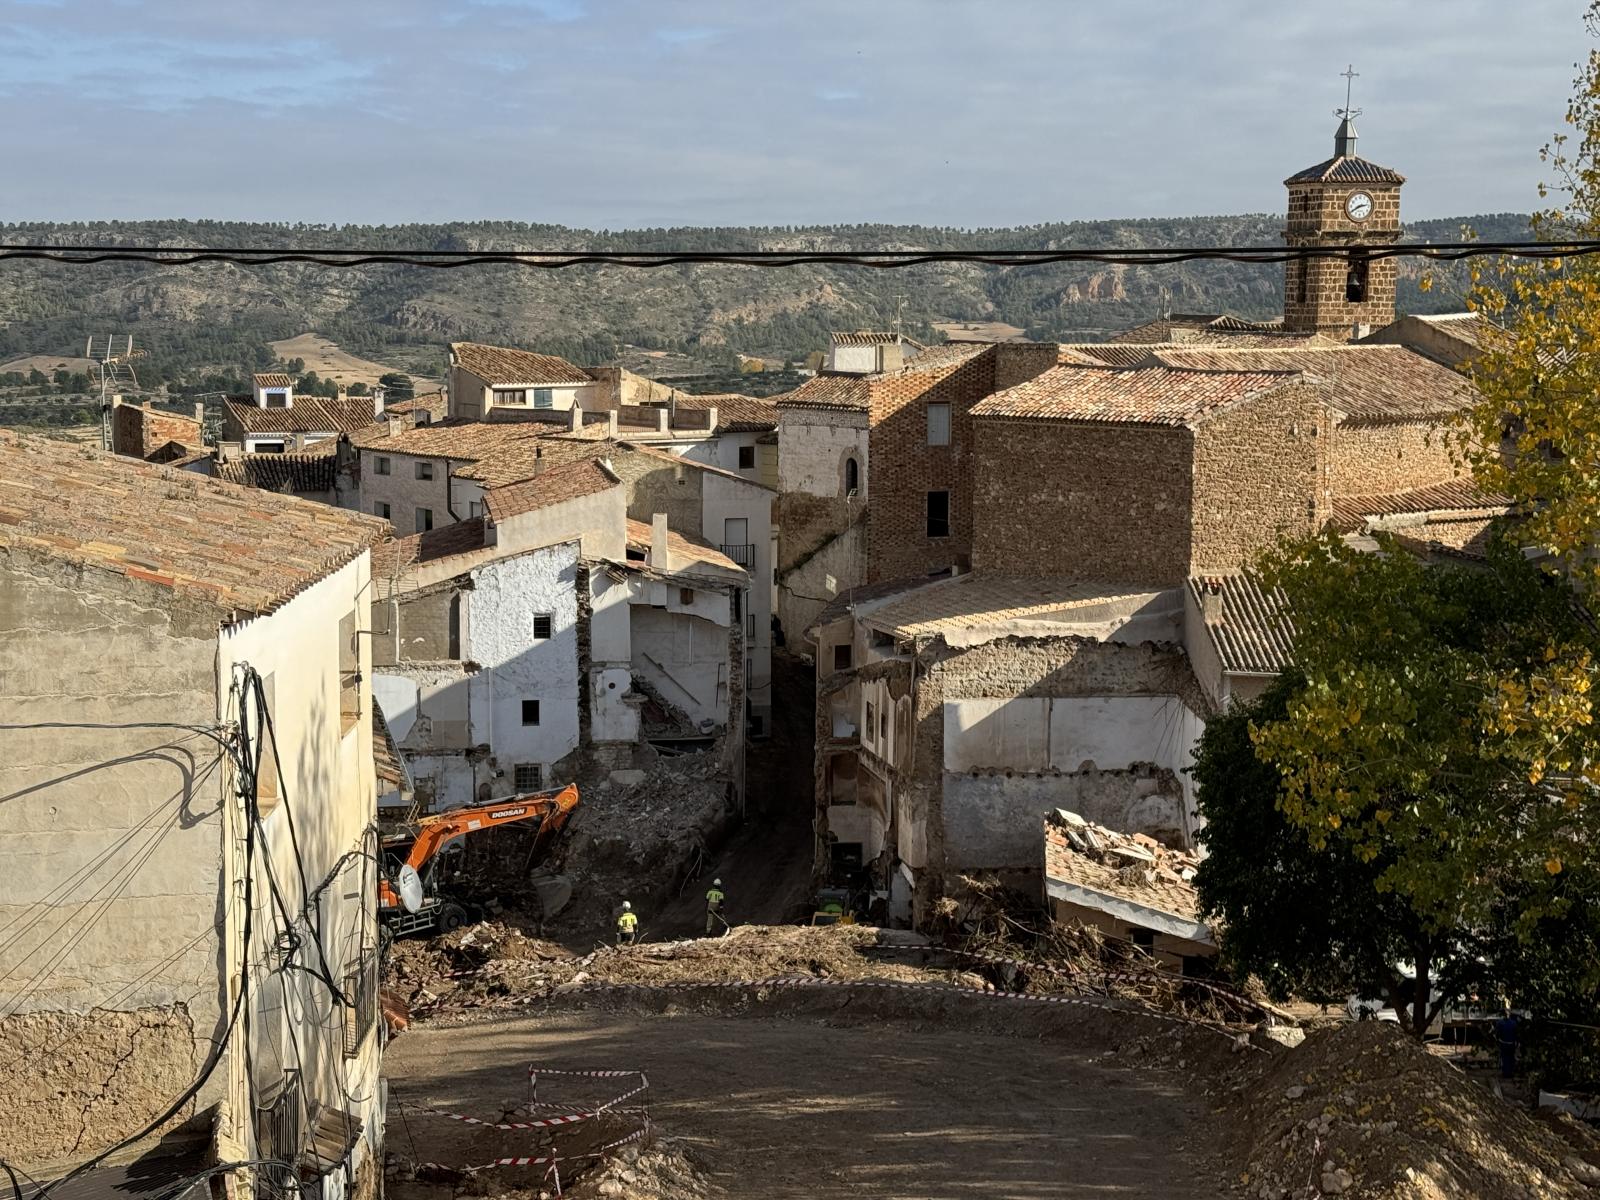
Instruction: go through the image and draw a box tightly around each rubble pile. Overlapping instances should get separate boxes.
[578,1137,716,1199]
[1228,1022,1597,1199]
[1044,808,1201,899]
[550,749,734,938]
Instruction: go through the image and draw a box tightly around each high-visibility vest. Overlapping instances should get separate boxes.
[706,888,725,906]
[618,911,638,932]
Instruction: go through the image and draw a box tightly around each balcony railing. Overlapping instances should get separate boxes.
[255,1069,304,1200]
[719,543,754,567]
[343,945,377,1057]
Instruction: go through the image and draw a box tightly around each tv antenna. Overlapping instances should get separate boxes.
[85,334,148,451]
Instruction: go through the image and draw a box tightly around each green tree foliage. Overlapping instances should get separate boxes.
[377,372,413,402]
[1193,675,1479,1033]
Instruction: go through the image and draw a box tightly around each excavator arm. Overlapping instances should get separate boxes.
[379,784,580,915]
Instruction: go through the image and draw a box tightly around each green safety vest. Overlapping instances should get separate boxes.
[618,911,638,931]
[706,888,725,905]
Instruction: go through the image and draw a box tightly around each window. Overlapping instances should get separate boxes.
[448,594,462,659]
[416,411,432,427]
[880,708,888,743]
[926,401,951,446]
[738,444,756,469]
[467,500,484,518]
[1295,261,1308,305]
[926,490,950,538]
[415,508,433,533]
[865,701,876,744]
[521,699,541,726]
[494,389,527,406]
[338,611,360,734]
[844,456,860,495]
[533,388,554,408]
[514,763,543,792]
[415,461,434,481]
[1346,256,1369,303]
[374,456,391,476]
[833,643,853,671]
[680,587,696,606]
[252,440,286,455]
[373,501,391,519]
[264,390,289,409]
[533,613,553,640]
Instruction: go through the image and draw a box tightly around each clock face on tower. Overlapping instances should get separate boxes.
[1346,191,1374,221]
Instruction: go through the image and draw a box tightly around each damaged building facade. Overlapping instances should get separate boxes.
[0,433,387,1198]
[370,457,750,813]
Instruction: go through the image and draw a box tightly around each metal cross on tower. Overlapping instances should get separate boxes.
[1337,64,1362,121]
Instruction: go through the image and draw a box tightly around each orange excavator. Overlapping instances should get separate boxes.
[378,784,581,939]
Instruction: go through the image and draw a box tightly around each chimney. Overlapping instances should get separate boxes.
[386,414,403,438]
[606,411,619,437]
[656,407,670,434]
[569,406,583,432]
[193,402,205,424]
[651,512,671,569]
[111,394,124,409]
[1201,584,1224,626]
[372,385,386,417]
[705,406,718,432]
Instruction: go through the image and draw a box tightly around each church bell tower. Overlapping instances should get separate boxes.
[1282,67,1405,339]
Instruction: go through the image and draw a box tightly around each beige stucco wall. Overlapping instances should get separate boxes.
[359,448,456,533]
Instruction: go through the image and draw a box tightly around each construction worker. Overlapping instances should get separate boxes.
[705,878,727,936]
[616,900,638,946]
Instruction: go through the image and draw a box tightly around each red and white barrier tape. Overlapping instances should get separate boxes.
[528,1066,645,1079]
[406,1103,596,1131]
[408,1125,650,1174]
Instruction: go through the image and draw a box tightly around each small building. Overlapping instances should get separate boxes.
[370,459,749,811]
[221,374,384,453]
[109,398,206,462]
[1043,811,1215,973]
[0,432,388,1198]
[448,342,600,420]
[825,330,923,375]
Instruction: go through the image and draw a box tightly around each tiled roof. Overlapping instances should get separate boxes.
[1043,811,1208,931]
[774,373,874,410]
[972,363,1299,426]
[1188,573,1295,675]
[373,701,411,798]
[623,518,744,576]
[831,330,923,347]
[157,447,215,469]
[253,372,294,388]
[386,391,448,421]
[225,397,379,436]
[810,576,934,632]
[1284,155,1406,185]
[483,459,618,523]
[860,574,1170,640]
[1330,478,1512,531]
[673,392,779,432]
[1109,312,1284,344]
[359,416,552,464]
[1148,345,1473,424]
[370,517,490,579]
[450,341,593,386]
[214,448,338,493]
[0,431,386,618]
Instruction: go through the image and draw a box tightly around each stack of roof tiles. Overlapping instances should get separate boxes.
[0,431,386,617]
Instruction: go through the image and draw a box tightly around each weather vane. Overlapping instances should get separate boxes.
[1336,63,1362,121]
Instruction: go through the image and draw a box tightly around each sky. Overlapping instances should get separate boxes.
[0,0,1585,228]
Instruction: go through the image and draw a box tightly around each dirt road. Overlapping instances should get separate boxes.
[386,1008,1226,1198]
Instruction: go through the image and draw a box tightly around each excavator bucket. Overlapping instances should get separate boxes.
[531,869,573,919]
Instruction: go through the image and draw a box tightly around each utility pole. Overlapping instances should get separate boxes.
[85,334,147,451]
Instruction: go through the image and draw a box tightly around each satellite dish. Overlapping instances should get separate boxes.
[397,865,424,914]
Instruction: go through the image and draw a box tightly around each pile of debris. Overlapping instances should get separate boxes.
[580,1137,715,1199]
[549,748,734,938]
[1227,1021,1600,1199]
[1044,808,1201,902]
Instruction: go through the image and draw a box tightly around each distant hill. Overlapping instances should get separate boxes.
[0,213,1531,397]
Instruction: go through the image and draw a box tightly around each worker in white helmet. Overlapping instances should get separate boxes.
[616,899,638,946]
[705,878,728,936]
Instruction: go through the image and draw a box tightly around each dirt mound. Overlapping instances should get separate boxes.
[576,1137,716,1199]
[1230,1021,1595,1199]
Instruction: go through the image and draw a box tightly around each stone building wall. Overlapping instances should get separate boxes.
[112,403,202,460]
[1190,382,1328,572]
[969,418,1193,583]
[1328,420,1459,497]
[1282,181,1402,336]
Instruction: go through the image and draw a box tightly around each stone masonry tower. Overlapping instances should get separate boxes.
[1282,68,1404,338]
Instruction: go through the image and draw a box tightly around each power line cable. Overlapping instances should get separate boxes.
[0,240,1592,270]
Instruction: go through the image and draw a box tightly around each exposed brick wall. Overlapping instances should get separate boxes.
[1282,181,1401,336]
[1329,420,1459,496]
[376,587,458,662]
[1190,382,1328,572]
[970,418,1193,583]
[111,404,201,460]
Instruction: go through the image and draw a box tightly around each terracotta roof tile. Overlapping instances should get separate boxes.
[1149,345,1473,424]
[672,392,778,431]
[1284,155,1406,185]
[0,431,386,618]
[214,448,338,493]
[1043,812,1208,932]
[774,373,873,410]
[1188,573,1295,675]
[1331,478,1512,531]
[253,373,294,388]
[450,341,593,386]
[860,575,1170,640]
[225,396,379,436]
[623,518,743,576]
[972,363,1300,426]
[830,330,924,347]
[483,459,618,522]
[385,391,448,421]
[370,517,489,579]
